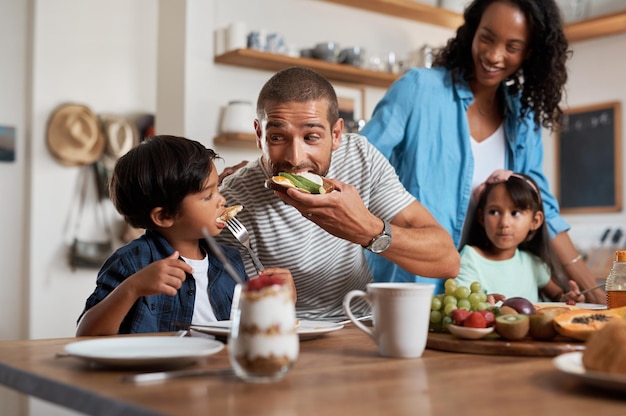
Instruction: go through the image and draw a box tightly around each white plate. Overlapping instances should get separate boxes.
[554,351,626,393]
[190,320,344,341]
[64,336,224,368]
[534,302,606,310]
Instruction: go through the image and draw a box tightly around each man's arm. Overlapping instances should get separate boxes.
[274,180,460,279]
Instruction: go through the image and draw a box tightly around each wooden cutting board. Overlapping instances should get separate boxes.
[426,332,585,357]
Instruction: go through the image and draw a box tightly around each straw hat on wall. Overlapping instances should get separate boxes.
[99,114,139,170]
[46,103,105,166]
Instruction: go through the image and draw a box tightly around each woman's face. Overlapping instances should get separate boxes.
[471,1,531,90]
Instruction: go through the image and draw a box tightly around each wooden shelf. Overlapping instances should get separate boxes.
[214,49,400,88]
[318,0,463,29]
[563,11,626,42]
[213,133,258,148]
[321,0,626,43]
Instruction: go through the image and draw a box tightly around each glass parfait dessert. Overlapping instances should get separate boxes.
[228,276,299,382]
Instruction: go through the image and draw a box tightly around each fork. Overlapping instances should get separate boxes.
[226,217,265,272]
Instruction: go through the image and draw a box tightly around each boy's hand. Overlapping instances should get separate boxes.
[128,251,193,297]
[257,268,297,303]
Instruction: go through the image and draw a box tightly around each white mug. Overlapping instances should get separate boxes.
[343,283,435,358]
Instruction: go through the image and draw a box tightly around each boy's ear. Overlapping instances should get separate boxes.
[150,207,174,228]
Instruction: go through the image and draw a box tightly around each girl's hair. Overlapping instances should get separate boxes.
[466,173,558,276]
[109,135,220,230]
[433,0,571,131]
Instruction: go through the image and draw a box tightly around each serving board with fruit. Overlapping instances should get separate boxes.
[427,279,625,357]
[426,332,585,357]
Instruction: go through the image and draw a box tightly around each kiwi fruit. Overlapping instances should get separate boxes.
[498,306,519,316]
[495,314,529,341]
[529,308,569,340]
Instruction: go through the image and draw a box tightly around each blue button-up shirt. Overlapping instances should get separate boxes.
[78,229,247,333]
[361,67,569,293]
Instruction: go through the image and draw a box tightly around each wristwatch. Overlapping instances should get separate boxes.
[364,220,392,253]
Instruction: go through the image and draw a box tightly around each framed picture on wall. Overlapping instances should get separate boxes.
[555,101,622,214]
[334,84,365,133]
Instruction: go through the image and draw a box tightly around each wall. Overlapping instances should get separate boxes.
[28,0,158,341]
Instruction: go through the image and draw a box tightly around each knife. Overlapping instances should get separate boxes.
[121,367,234,384]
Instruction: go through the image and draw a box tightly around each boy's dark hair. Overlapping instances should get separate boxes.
[109,135,219,230]
[257,66,339,127]
[434,0,571,131]
[467,173,558,277]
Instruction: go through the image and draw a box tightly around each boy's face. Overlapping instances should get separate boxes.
[172,162,227,240]
[255,100,342,177]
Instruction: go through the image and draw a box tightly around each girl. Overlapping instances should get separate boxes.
[456,169,584,303]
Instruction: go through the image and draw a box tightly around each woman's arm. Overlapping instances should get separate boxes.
[551,232,606,304]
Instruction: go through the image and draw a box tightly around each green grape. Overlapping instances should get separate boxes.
[477,302,491,310]
[470,281,482,293]
[444,278,457,291]
[443,295,458,306]
[442,316,452,327]
[457,299,471,310]
[454,286,470,300]
[443,303,457,315]
[478,291,487,303]
[468,292,481,307]
[431,297,442,311]
[444,286,457,296]
[430,310,443,324]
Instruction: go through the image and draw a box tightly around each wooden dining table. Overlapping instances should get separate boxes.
[0,325,624,416]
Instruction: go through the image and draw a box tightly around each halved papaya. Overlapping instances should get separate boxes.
[553,309,622,341]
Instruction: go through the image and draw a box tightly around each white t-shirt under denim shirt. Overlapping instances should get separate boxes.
[182,254,218,324]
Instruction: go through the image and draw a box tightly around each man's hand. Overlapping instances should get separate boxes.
[219,160,249,184]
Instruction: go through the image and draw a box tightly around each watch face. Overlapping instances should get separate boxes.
[370,235,392,253]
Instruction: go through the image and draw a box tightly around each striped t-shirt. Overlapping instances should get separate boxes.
[218,134,415,320]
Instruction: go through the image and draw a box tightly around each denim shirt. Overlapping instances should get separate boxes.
[361,67,569,293]
[78,229,247,334]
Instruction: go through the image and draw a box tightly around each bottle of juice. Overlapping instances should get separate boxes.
[605,250,626,308]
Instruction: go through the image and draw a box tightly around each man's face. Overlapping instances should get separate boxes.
[255,100,342,177]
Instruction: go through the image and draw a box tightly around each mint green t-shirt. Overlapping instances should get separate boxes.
[455,245,551,302]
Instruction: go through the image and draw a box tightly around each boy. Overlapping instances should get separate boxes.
[77,135,291,335]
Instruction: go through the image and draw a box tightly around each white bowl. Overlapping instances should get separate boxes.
[447,324,494,340]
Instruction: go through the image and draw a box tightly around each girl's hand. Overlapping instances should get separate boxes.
[559,280,585,304]
[486,293,506,305]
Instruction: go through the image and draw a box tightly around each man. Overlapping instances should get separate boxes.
[218,67,459,320]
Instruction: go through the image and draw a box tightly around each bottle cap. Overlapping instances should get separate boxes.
[616,251,626,262]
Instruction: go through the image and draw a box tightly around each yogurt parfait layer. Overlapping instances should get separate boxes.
[229,276,299,382]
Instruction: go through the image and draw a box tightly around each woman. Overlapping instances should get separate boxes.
[361,0,604,303]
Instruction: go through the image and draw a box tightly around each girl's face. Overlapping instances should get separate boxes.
[480,183,543,259]
[471,1,531,90]
[172,162,227,240]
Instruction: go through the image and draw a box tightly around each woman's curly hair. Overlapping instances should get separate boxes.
[434,0,571,131]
